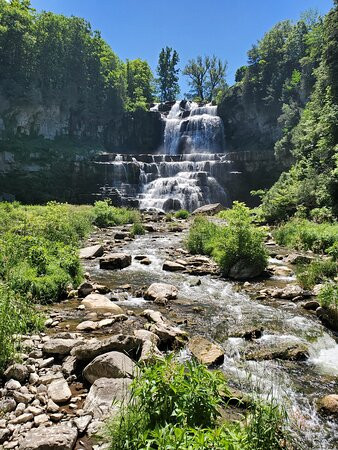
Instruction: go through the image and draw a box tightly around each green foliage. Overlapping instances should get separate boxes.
[126,59,154,111]
[183,55,227,101]
[186,203,267,276]
[106,357,289,450]
[186,216,219,255]
[130,222,145,238]
[174,209,190,219]
[0,202,93,302]
[296,259,337,289]
[0,284,43,372]
[92,200,141,228]
[273,219,338,255]
[156,46,180,102]
[318,282,338,310]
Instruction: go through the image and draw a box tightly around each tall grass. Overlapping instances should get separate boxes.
[105,357,289,450]
[273,219,338,255]
[93,200,141,227]
[296,259,337,289]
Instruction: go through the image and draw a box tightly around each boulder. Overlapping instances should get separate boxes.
[78,281,94,297]
[144,283,178,301]
[83,351,135,384]
[162,261,186,272]
[19,424,78,450]
[188,336,224,366]
[99,253,131,270]
[73,415,92,434]
[140,340,163,362]
[4,364,28,383]
[228,259,263,280]
[71,334,142,362]
[192,203,224,215]
[47,378,72,404]
[318,394,338,416]
[83,377,132,419]
[245,343,309,361]
[43,338,80,356]
[81,293,123,314]
[302,300,320,311]
[142,309,187,345]
[80,244,104,259]
[76,320,98,331]
[285,254,314,265]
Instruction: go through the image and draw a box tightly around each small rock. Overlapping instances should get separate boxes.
[5,379,21,390]
[34,413,49,426]
[73,415,92,434]
[10,412,33,425]
[144,283,178,301]
[0,398,16,413]
[4,364,28,383]
[78,281,94,298]
[188,336,224,366]
[43,338,79,356]
[47,399,60,413]
[99,253,131,270]
[47,378,72,404]
[318,394,338,416]
[76,320,98,332]
[162,261,186,272]
[302,300,320,311]
[83,351,135,384]
[19,423,78,449]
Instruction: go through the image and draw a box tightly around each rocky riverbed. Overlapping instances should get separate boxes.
[0,214,337,450]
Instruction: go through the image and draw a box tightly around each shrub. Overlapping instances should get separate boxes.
[175,209,190,219]
[318,282,338,310]
[93,200,141,227]
[186,203,268,276]
[186,216,219,255]
[130,222,145,237]
[273,219,338,256]
[296,259,337,289]
[0,284,43,372]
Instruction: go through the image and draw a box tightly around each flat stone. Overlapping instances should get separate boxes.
[43,338,79,356]
[162,261,186,272]
[73,415,92,434]
[144,283,178,301]
[80,244,104,259]
[19,424,78,450]
[83,351,135,384]
[76,320,98,331]
[192,203,224,215]
[10,412,33,424]
[34,413,49,426]
[99,253,131,270]
[83,378,132,420]
[47,378,71,404]
[0,397,16,413]
[188,336,224,366]
[71,334,142,362]
[0,428,10,444]
[81,293,124,314]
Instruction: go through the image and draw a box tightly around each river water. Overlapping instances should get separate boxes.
[83,225,338,450]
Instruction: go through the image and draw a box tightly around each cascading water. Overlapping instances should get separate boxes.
[94,100,232,211]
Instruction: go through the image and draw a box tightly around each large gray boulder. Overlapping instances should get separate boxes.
[192,203,224,215]
[80,244,104,259]
[83,377,132,420]
[81,293,123,314]
[99,253,132,270]
[144,283,178,301]
[83,351,135,384]
[19,424,78,450]
[43,338,80,356]
[71,334,142,362]
[228,259,263,280]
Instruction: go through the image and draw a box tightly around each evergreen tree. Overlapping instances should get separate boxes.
[156,47,180,102]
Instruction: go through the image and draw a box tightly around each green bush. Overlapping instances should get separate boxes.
[130,222,145,238]
[175,209,190,219]
[186,203,267,276]
[273,219,338,256]
[318,282,338,310]
[0,284,43,372]
[186,216,219,255]
[296,259,337,289]
[105,357,289,450]
[93,200,141,228]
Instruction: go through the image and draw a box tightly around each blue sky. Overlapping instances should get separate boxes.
[30,0,333,94]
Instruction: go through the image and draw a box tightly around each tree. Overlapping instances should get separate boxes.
[126,59,154,110]
[156,47,180,102]
[183,55,227,102]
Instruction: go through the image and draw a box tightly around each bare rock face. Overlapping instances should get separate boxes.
[318,394,338,416]
[192,203,224,215]
[83,377,132,420]
[81,293,124,314]
[71,334,142,362]
[99,253,132,270]
[80,244,104,259]
[188,336,224,366]
[144,283,178,301]
[19,424,78,450]
[83,351,136,384]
